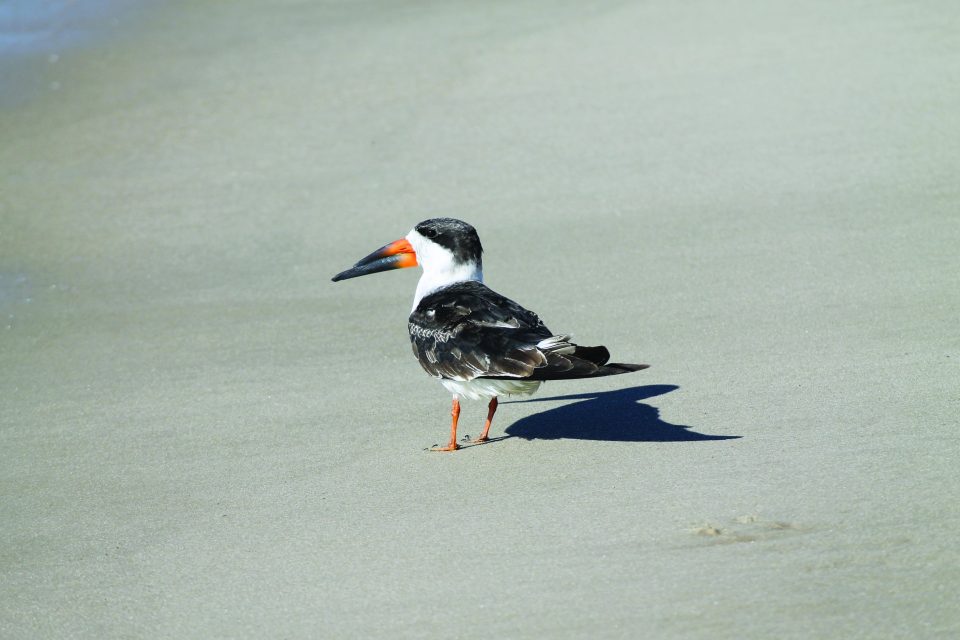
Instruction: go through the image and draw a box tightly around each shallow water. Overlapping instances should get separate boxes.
[0,0,147,106]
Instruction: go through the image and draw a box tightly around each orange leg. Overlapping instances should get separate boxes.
[430,396,461,452]
[471,397,498,443]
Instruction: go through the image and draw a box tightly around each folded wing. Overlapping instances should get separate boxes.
[408,281,647,382]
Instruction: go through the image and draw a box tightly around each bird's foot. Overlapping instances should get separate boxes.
[429,442,460,452]
[466,435,489,444]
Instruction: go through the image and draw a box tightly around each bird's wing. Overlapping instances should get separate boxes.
[408,282,633,382]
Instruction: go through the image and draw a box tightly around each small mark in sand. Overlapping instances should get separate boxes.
[695,525,723,537]
[689,515,810,546]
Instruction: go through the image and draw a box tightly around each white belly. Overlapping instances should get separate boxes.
[440,377,542,401]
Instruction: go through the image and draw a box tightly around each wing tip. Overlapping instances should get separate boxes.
[608,363,650,373]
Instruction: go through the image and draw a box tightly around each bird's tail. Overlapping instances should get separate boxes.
[541,352,649,379]
[481,337,649,381]
[592,361,650,376]
[527,340,649,381]
[574,344,649,375]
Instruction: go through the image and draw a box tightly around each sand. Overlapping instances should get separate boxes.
[1,0,958,637]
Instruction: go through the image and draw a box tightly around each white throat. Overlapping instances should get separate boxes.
[406,230,483,310]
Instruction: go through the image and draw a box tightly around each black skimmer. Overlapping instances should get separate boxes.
[332,218,648,451]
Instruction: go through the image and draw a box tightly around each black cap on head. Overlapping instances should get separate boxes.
[414,218,483,266]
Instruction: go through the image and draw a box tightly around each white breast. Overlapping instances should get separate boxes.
[440,377,542,401]
[406,229,483,311]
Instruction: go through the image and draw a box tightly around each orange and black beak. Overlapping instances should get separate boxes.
[331,238,418,282]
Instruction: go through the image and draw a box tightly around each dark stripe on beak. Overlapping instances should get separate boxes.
[331,238,417,282]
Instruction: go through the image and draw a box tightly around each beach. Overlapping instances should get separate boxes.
[1,0,958,637]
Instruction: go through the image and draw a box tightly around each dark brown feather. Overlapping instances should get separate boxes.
[408,281,646,382]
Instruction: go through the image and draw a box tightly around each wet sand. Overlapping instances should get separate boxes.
[2,1,958,637]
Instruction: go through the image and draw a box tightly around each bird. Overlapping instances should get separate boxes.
[331,218,648,451]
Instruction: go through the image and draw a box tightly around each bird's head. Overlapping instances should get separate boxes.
[331,218,483,285]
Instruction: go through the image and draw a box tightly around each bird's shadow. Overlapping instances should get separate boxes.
[499,384,739,443]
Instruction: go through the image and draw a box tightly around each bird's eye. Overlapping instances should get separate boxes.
[421,227,438,239]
